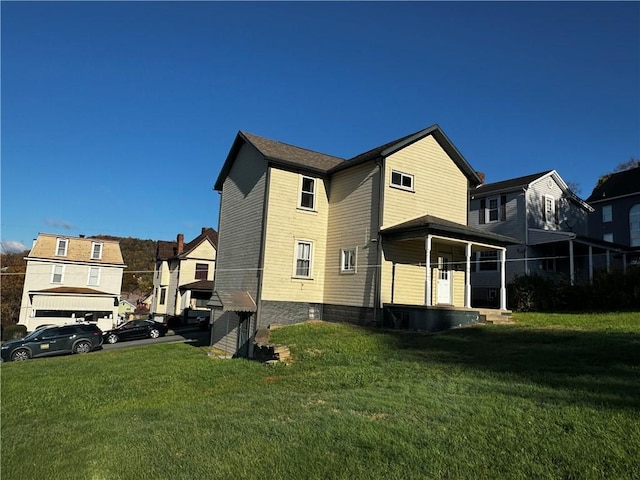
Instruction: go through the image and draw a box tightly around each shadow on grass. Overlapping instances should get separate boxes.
[380,325,640,411]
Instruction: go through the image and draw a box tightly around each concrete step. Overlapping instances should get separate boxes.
[477,309,515,325]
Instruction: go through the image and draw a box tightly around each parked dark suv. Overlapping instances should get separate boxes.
[1,324,103,362]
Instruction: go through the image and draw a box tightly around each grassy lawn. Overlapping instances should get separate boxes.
[2,312,639,480]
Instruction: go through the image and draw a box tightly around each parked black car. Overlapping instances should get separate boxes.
[1,324,103,362]
[103,319,168,344]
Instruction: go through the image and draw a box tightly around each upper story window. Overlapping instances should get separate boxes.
[299,176,316,211]
[479,195,506,224]
[341,248,357,274]
[87,267,101,286]
[294,240,313,278]
[159,288,167,305]
[543,195,557,224]
[51,265,64,284]
[195,263,208,280]
[390,170,414,191]
[91,242,103,260]
[56,238,68,256]
[603,233,614,243]
[602,205,612,223]
[630,204,640,247]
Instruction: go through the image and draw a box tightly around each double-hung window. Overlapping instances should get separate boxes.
[543,195,556,224]
[477,251,498,271]
[602,205,612,223]
[51,265,64,284]
[195,263,208,280]
[390,170,414,191]
[91,242,103,260]
[341,248,357,273]
[87,267,101,286]
[299,176,316,210]
[295,241,312,278]
[56,238,68,256]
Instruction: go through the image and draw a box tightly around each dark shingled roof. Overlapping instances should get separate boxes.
[33,287,112,295]
[179,280,214,292]
[208,290,257,312]
[586,166,640,203]
[381,214,519,246]
[472,171,553,196]
[156,228,218,261]
[215,125,483,190]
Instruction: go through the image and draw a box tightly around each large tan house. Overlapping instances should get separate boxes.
[18,233,126,332]
[150,228,218,324]
[210,125,516,357]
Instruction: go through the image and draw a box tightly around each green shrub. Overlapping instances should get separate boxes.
[2,324,27,341]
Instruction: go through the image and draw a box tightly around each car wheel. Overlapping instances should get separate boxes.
[106,334,118,344]
[74,341,92,354]
[11,349,30,361]
[149,329,160,339]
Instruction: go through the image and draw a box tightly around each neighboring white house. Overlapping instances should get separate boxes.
[18,233,126,332]
[150,227,217,324]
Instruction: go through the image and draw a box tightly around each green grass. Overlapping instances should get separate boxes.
[2,312,639,480]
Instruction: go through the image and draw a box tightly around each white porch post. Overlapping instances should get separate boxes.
[588,246,593,285]
[425,235,432,306]
[465,242,472,308]
[569,240,575,286]
[499,248,507,311]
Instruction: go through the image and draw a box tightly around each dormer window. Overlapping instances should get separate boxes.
[390,170,414,191]
[91,242,103,260]
[299,176,316,211]
[56,238,68,257]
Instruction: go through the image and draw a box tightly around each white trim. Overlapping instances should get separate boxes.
[293,239,313,279]
[390,170,414,192]
[56,238,69,257]
[298,175,317,211]
[87,266,101,286]
[91,242,103,260]
[51,264,65,284]
[340,247,357,274]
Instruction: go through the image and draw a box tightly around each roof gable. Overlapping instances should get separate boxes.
[472,170,553,196]
[214,131,345,190]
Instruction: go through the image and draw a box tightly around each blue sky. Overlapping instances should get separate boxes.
[2,1,639,253]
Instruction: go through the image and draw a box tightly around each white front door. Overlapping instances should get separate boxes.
[437,255,452,304]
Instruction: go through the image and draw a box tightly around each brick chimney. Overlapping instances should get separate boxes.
[177,234,184,254]
[202,227,206,234]
[476,171,486,185]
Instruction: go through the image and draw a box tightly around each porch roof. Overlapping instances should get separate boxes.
[528,228,629,251]
[179,280,214,292]
[380,214,519,247]
[207,290,257,313]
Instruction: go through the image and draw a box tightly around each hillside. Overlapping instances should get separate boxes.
[0,236,157,327]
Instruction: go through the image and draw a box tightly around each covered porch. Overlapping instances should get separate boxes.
[380,215,518,330]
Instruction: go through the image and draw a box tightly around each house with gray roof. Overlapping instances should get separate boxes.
[210,125,517,357]
[469,170,627,306]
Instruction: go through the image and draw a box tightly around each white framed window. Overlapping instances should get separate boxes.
[341,248,357,274]
[299,176,316,211]
[56,238,68,256]
[195,263,208,280]
[87,267,101,286]
[294,240,313,278]
[159,288,167,305]
[51,265,64,284]
[91,242,103,260]
[487,197,500,223]
[390,170,414,191]
[543,195,556,223]
[602,205,612,223]
[603,233,614,243]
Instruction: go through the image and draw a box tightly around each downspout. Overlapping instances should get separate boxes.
[252,165,272,358]
[523,187,529,275]
[373,158,384,327]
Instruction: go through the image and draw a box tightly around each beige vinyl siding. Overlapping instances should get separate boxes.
[261,168,329,302]
[214,143,267,298]
[383,135,469,228]
[324,161,380,308]
[28,234,124,264]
